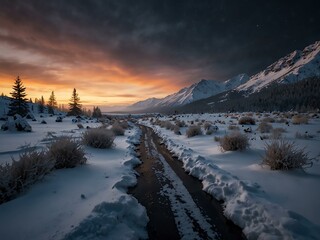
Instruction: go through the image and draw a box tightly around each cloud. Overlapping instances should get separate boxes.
[0,0,319,108]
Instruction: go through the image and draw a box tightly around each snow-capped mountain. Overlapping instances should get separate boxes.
[237,41,320,93]
[128,97,162,111]
[127,74,249,110]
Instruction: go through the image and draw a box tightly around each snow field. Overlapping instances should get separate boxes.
[140,112,320,239]
[0,116,148,240]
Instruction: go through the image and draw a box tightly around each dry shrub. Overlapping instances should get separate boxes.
[175,120,186,127]
[111,124,125,136]
[214,136,220,142]
[220,132,249,151]
[228,125,240,131]
[173,125,181,135]
[0,150,54,204]
[238,116,256,125]
[203,122,212,131]
[186,125,202,138]
[292,115,308,125]
[271,128,286,139]
[118,120,129,129]
[295,131,314,139]
[83,128,115,149]
[164,121,175,131]
[257,122,273,133]
[48,137,87,168]
[262,140,312,170]
[77,123,84,129]
[262,117,275,123]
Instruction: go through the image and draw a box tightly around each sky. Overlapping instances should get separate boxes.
[0,0,319,111]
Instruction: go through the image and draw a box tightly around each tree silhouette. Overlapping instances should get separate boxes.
[68,88,82,116]
[38,96,45,113]
[92,106,102,118]
[8,76,29,116]
[48,91,57,114]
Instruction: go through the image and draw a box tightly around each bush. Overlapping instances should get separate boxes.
[262,140,312,170]
[111,124,125,136]
[214,136,220,142]
[203,122,212,131]
[77,123,84,129]
[186,125,202,138]
[228,125,240,131]
[238,116,256,125]
[292,115,308,125]
[262,117,275,123]
[164,121,175,130]
[257,122,273,133]
[47,137,87,168]
[295,131,314,139]
[83,128,115,149]
[175,120,186,127]
[0,150,54,204]
[173,125,181,135]
[220,132,249,151]
[271,128,286,139]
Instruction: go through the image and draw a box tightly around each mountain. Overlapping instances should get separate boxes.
[127,74,249,111]
[237,41,320,93]
[127,97,161,111]
[177,76,320,113]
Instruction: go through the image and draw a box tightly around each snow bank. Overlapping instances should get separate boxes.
[64,195,148,240]
[0,120,148,240]
[1,114,32,132]
[145,122,320,240]
[64,125,148,240]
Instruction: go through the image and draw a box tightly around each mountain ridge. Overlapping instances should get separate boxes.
[127,73,249,110]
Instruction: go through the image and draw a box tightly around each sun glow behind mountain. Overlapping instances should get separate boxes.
[0,1,319,111]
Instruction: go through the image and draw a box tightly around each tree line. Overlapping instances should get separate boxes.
[4,76,102,118]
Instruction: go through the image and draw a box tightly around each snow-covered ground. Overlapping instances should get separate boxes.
[0,115,148,240]
[140,113,320,239]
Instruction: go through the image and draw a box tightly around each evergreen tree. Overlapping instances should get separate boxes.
[8,76,29,116]
[47,91,57,114]
[68,88,82,116]
[38,96,45,113]
[92,106,102,118]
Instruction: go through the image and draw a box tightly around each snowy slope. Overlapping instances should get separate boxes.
[156,79,224,107]
[127,97,161,111]
[128,74,249,110]
[237,41,320,93]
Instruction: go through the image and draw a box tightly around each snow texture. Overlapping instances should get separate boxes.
[237,41,320,93]
[0,114,149,240]
[141,115,320,240]
[127,74,249,110]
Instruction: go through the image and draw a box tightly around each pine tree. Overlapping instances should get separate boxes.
[68,88,82,116]
[92,106,102,118]
[38,96,45,113]
[47,91,57,114]
[8,76,29,116]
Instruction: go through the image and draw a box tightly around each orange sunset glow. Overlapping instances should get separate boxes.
[0,44,187,110]
[1,1,319,112]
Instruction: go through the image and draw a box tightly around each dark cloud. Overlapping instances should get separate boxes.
[1,0,320,83]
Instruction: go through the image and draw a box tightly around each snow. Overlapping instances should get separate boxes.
[140,113,320,239]
[0,114,148,240]
[127,74,249,110]
[237,41,320,93]
[147,137,218,239]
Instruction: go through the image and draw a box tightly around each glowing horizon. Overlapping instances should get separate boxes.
[1,1,318,112]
